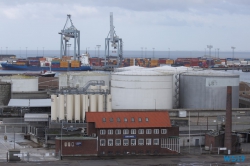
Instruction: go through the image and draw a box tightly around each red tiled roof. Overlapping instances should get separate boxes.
[86,111,171,128]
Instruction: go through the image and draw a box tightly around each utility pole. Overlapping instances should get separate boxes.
[96,45,101,58]
[231,47,235,73]
[207,45,213,67]
[168,48,170,59]
[26,47,27,58]
[141,47,143,58]
[152,48,155,59]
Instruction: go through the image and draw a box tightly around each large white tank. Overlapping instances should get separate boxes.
[0,76,38,92]
[51,95,57,121]
[59,94,65,121]
[111,70,173,110]
[59,72,110,89]
[56,97,59,119]
[98,95,104,112]
[89,94,97,112]
[74,94,80,121]
[179,70,239,109]
[66,95,74,121]
[81,94,88,121]
[107,94,112,112]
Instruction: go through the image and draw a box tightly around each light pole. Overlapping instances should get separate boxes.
[154,99,156,111]
[95,47,96,57]
[231,46,235,72]
[152,48,155,59]
[43,47,44,56]
[141,47,143,58]
[145,47,147,58]
[96,45,101,58]
[37,47,38,56]
[168,48,170,59]
[217,48,219,58]
[26,47,27,58]
[207,45,213,67]
[205,48,206,56]
[61,121,63,160]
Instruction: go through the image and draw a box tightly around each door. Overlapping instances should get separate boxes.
[195,139,199,146]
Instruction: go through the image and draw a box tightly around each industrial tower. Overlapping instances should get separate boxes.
[105,12,123,67]
[59,14,80,60]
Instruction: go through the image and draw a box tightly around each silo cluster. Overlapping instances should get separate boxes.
[51,85,112,122]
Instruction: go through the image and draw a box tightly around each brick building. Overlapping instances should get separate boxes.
[86,111,179,155]
[55,111,179,156]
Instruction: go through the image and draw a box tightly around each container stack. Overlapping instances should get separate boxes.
[71,60,80,68]
[60,61,68,68]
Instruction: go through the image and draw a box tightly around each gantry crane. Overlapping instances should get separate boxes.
[105,12,123,67]
[59,14,80,60]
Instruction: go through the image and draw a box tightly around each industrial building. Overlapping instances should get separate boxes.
[55,111,179,156]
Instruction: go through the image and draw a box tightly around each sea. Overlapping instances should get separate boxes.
[1,50,250,83]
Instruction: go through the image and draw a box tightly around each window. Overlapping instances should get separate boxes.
[115,129,121,134]
[68,142,71,147]
[124,118,128,122]
[153,139,159,145]
[123,129,129,134]
[110,118,113,122]
[131,117,135,122]
[115,139,121,146]
[161,129,167,134]
[108,129,113,135]
[102,118,106,122]
[100,139,105,146]
[64,142,67,147]
[117,118,120,122]
[138,139,144,145]
[145,117,149,122]
[146,138,151,145]
[108,139,113,146]
[123,139,129,146]
[131,129,136,134]
[71,142,74,147]
[154,129,159,134]
[100,129,106,135]
[138,129,144,134]
[131,139,136,146]
[146,129,152,134]
[138,117,142,122]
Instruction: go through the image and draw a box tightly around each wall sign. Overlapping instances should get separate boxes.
[123,135,136,139]
[224,155,245,162]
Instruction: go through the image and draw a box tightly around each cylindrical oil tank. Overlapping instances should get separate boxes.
[1,76,38,92]
[56,97,59,119]
[51,95,57,121]
[179,71,239,109]
[74,94,80,121]
[59,94,65,121]
[89,94,97,112]
[66,95,74,121]
[107,94,112,112]
[81,94,88,121]
[98,95,104,112]
[111,70,173,110]
[0,82,11,106]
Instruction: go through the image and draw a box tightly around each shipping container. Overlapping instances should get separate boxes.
[60,61,68,68]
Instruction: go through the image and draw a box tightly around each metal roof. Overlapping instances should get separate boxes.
[24,113,49,122]
[8,99,51,107]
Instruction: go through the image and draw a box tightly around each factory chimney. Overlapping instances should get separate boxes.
[224,86,232,154]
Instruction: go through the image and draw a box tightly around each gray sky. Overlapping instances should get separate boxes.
[0,0,250,52]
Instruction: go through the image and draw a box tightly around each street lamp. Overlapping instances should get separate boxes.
[168,48,170,59]
[37,47,38,56]
[26,47,27,58]
[141,47,143,58]
[96,45,101,58]
[154,99,156,111]
[207,45,213,67]
[43,47,44,56]
[231,46,235,72]
[152,48,155,59]
[217,48,220,58]
[145,47,147,58]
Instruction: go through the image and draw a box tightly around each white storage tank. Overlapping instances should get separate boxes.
[81,94,88,121]
[0,75,38,92]
[111,70,173,110]
[107,94,112,112]
[89,94,97,112]
[66,95,74,121]
[51,95,57,121]
[98,95,104,112]
[179,70,239,109]
[74,94,80,121]
[59,94,65,121]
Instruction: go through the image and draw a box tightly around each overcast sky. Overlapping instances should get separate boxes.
[0,0,250,52]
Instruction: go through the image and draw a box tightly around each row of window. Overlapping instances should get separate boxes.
[103,117,149,123]
[100,138,159,146]
[100,129,167,135]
